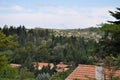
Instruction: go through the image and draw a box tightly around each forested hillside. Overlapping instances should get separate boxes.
[0,25,100,65]
[0,25,100,79]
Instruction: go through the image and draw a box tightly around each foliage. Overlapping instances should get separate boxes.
[34,65,56,77]
[50,67,74,80]
[108,8,120,24]
[36,73,50,80]
[0,55,8,78]
[0,25,98,66]
[95,7,120,79]
[96,8,120,58]
[0,31,18,51]
[0,24,100,79]
[18,67,35,80]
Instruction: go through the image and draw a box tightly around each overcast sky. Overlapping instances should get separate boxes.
[0,0,119,29]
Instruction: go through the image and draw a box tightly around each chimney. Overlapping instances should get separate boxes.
[95,66,104,80]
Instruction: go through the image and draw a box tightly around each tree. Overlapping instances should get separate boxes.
[23,55,33,71]
[0,31,18,51]
[0,55,8,78]
[108,8,120,24]
[97,8,120,58]
[50,68,74,80]
[36,73,50,80]
[95,7,120,80]
[35,44,50,62]
[0,31,18,78]
[100,24,120,57]
[19,67,34,80]
[2,25,9,36]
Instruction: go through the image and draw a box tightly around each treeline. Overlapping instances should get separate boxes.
[0,25,98,66]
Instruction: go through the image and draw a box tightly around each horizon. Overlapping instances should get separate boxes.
[0,0,119,29]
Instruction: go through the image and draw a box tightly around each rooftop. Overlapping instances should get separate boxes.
[56,62,69,68]
[10,63,21,67]
[33,62,54,70]
[66,64,120,80]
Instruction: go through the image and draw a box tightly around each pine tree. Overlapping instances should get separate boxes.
[108,8,120,24]
[95,8,120,79]
[36,73,50,80]
[98,8,120,57]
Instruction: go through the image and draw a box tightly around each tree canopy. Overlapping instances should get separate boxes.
[0,31,18,51]
[99,8,120,57]
[108,8,120,24]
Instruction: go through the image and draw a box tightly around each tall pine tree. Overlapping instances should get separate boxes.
[98,8,120,57]
[108,8,120,24]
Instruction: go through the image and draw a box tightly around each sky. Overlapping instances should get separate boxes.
[0,0,119,29]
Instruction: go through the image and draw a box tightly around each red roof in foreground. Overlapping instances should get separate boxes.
[66,65,95,80]
[66,64,120,80]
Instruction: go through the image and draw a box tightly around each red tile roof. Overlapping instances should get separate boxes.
[33,62,54,70]
[66,64,120,80]
[10,63,21,67]
[56,62,69,68]
[66,64,95,80]
[56,62,70,72]
[104,67,120,80]
[34,62,49,67]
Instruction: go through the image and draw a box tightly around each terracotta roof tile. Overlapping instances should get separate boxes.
[10,63,21,67]
[56,62,70,72]
[56,62,69,68]
[66,64,95,80]
[66,64,120,80]
[33,62,54,70]
[104,68,120,79]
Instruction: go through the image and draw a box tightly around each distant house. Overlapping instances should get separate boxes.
[33,62,54,70]
[10,63,21,67]
[56,62,70,72]
[65,64,120,80]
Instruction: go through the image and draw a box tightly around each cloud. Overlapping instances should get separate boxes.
[0,5,24,11]
[0,6,116,29]
[11,5,23,11]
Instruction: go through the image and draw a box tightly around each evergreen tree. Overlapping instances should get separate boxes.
[0,31,18,78]
[108,8,120,24]
[98,8,120,57]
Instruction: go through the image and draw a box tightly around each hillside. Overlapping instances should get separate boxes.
[35,27,103,42]
[0,26,102,80]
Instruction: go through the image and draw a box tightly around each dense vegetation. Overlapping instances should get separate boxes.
[0,8,120,80]
[0,25,100,65]
[0,25,99,80]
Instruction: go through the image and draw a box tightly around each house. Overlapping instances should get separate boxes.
[56,62,70,72]
[65,64,120,80]
[33,62,54,70]
[10,63,21,67]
